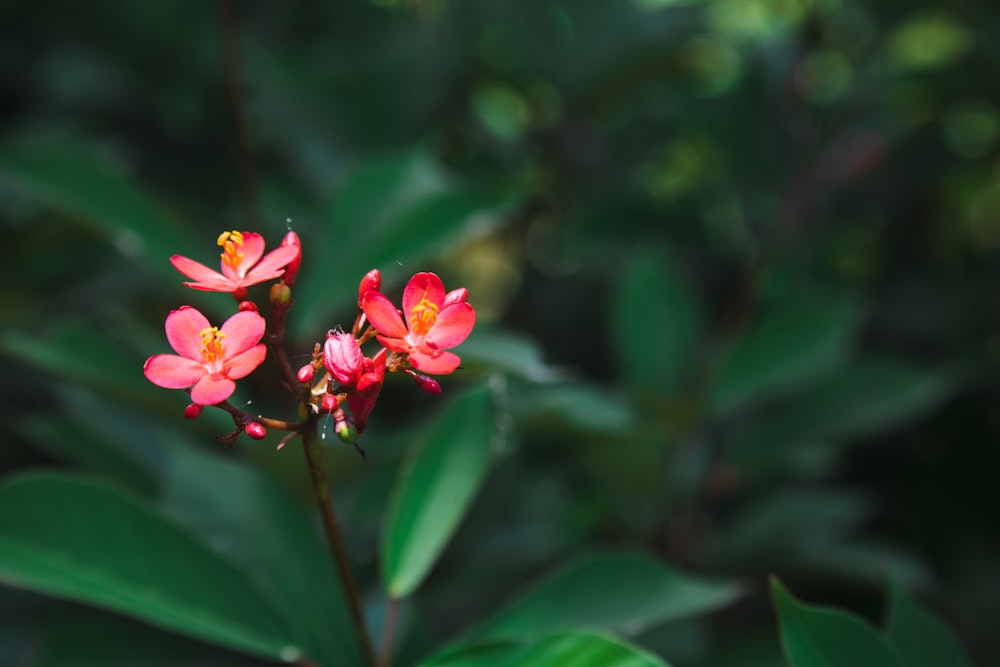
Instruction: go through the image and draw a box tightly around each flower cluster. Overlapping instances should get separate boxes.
[143,229,475,450]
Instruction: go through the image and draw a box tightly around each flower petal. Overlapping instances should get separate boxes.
[409,349,461,374]
[236,232,266,278]
[164,306,211,359]
[224,344,267,379]
[190,375,236,405]
[171,255,229,285]
[443,288,468,306]
[403,272,445,317]
[144,354,205,388]
[248,244,299,279]
[375,334,411,354]
[425,302,475,350]
[363,292,409,339]
[219,310,267,357]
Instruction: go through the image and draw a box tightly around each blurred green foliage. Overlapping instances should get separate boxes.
[1,0,999,665]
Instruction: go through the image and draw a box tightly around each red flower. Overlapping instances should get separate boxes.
[323,332,364,387]
[348,348,387,433]
[362,272,475,374]
[144,306,267,405]
[170,231,300,299]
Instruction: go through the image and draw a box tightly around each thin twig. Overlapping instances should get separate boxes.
[301,427,377,667]
[376,597,401,667]
[217,0,261,229]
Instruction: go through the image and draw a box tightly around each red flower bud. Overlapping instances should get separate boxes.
[184,403,203,419]
[358,269,382,308]
[321,393,339,413]
[238,300,258,312]
[245,422,267,440]
[280,231,302,286]
[297,364,315,384]
[324,332,364,387]
[411,373,442,395]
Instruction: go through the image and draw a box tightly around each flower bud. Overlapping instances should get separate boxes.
[323,332,363,387]
[358,269,382,308]
[280,231,302,286]
[245,422,267,440]
[238,300,258,312]
[443,287,468,306]
[270,282,291,307]
[232,286,248,301]
[411,373,442,395]
[335,416,358,444]
[297,364,315,384]
[321,392,339,413]
[184,403,203,419]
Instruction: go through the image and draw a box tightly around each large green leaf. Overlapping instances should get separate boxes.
[885,581,975,667]
[293,150,512,334]
[457,326,561,382]
[0,141,197,276]
[0,472,298,660]
[381,382,498,598]
[610,250,703,394]
[422,632,673,667]
[462,551,742,645]
[771,578,903,667]
[711,291,861,415]
[160,443,364,667]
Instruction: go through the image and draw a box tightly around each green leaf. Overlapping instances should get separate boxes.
[160,443,364,667]
[711,291,861,415]
[423,632,673,667]
[293,150,512,334]
[0,141,197,276]
[611,250,702,394]
[886,581,975,667]
[464,551,742,644]
[0,472,298,661]
[381,382,498,598]
[729,358,956,477]
[771,578,903,667]
[457,326,560,382]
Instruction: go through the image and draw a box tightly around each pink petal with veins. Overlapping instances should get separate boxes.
[144,354,206,388]
[249,244,299,279]
[425,302,475,350]
[363,292,409,339]
[164,307,211,359]
[171,255,229,285]
[190,375,236,405]
[219,310,266,355]
[403,272,445,317]
[409,349,461,374]
[224,344,267,379]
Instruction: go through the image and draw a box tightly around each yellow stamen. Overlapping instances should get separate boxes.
[409,294,439,336]
[217,230,245,271]
[199,326,226,363]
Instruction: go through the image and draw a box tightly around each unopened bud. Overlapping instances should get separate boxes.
[321,393,339,413]
[413,373,442,395]
[443,288,468,306]
[270,282,291,307]
[238,300,258,312]
[184,403,203,419]
[297,364,315,384]
[232,286,248,301]
[324,332,363,386]
[358,269,382,308]
[280,231,302,286]
[245,422,267,440]
[335,416,358,444]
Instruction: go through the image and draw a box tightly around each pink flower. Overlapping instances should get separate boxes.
[170,231,300,299]
[144,306,267,405]
[362,272,475,375]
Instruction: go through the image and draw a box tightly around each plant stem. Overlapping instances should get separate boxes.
[301,425,376,667]
[376,597,401,667]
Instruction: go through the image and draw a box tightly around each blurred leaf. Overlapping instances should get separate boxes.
[508,381,636,434]
[422,632,673,667]
[729,358,956,477]
[294,150,513,334]
[711,291,861,415]
[459,326,561,382]
[0,141,196,275]
[161,443,364,667]
[463,551,742,644]
[611,250,703,394]
[382,382,497,598]
[771,578,903,667]
[0,472,297,660]
[886,581,975,667]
